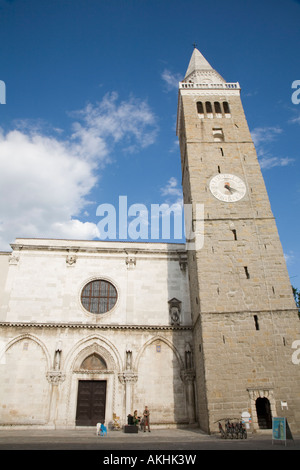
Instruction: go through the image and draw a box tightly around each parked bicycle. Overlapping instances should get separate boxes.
[235,420,247,439]
[216,418,247,439]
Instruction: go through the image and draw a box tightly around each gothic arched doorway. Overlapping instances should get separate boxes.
[256,397,272,429]
[75,353,107,426]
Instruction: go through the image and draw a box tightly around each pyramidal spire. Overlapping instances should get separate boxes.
[185,48,213,77]
[183,47,225,84]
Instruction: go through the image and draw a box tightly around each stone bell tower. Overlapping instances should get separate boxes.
[176,47,300,434]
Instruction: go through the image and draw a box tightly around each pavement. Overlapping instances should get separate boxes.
[0,426,299,452]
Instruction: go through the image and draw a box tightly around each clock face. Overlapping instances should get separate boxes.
[209,173,246,202]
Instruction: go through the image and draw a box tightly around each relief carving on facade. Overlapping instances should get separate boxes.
[66,254,77,266]
[46,371,66,384]
[168,298,182,326]
[118,371,138,384]
[125,256,136,269]
[8,254,20,265]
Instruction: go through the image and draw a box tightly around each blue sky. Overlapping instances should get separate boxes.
[0,0,299,290]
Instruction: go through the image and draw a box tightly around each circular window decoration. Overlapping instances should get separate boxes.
[81,279,117,314]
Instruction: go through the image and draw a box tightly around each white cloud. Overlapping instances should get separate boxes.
[71,92,158,154]
[284,251,295,265]
[160,177,183,215]
[161,177,182,198]
[259,156,294,170]
[161,69,182,91]
[289,114,300,125]
[251,126,283,147]
[0,129,99,248]
[0,93,157,250]
[251,126,294,170]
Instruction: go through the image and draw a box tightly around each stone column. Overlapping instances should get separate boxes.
[118,371,138,422]
[181,370,196,424]
[46,371,66,427]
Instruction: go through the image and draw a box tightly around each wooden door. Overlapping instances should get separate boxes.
[76,380,107,426]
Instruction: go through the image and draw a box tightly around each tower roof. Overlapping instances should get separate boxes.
[183,47,225,84]
[184,48,213,78]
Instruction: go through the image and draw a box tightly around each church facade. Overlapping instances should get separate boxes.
[0,48,299,433]
[0,239,194,428]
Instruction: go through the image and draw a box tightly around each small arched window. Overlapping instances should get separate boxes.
[196,101,204,115]
[223,101,231,115]
[205,101,213,114]
[214,102,222,115]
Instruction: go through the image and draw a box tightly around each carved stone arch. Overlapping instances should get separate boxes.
[0,333,51,425]
[81,353,107,371]
[64,334,122,373]
[4,333,51,369]
[73,342,116,372]
[62,335,123,427]
[133,335,189,425]
[134,335,184,372]
[247,388,277,430]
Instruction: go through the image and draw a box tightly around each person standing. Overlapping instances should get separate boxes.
[143,406,150,432]
[133,410,140,426]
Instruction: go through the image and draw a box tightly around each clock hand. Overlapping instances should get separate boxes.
[224,184,237,193]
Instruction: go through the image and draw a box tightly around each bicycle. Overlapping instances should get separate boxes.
[236,420,247,439]
[216,418,247,439]
[218,421,226,439]
[225,419,235,439]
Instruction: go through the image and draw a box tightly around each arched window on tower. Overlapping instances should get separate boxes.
[196,101,204,118]
[223,101,231,117]
[214,102,222,118]
[205,101,213,118]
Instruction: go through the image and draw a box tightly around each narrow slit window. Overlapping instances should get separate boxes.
[244,266,250,279]
[232,229,237,240]
[254,315,260,330]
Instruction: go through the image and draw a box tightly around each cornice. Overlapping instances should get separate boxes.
[0,321,192,331]
[11,239,187,252]
[10,241,187,259]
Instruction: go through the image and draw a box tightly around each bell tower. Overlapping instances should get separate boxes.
[177,48,300,433]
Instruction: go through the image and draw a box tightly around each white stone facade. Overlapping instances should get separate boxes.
[0,239,195,429]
